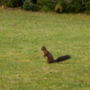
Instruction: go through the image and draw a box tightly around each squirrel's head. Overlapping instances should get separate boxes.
[41,46,47,51]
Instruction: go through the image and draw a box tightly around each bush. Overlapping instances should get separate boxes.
[63,0,84,13]
[0,0,90,13]
[55,0,64,13]
[23,0,39,11]
[40,0,56,12]
[73,0,83,12]
[85,1,90,14]
[0,0,3,5]
[3,0,23,7]
[31,0,37,4]
[54,0,90,13]
[23,0,31,10]
[0,0,2,5]
[85,1,90,11]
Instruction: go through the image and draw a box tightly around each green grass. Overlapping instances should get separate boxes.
[0,8,90,90]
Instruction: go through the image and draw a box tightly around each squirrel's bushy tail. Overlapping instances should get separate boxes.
[55,55,71,62]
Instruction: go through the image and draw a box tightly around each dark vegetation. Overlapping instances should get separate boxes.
[0,0,90,13]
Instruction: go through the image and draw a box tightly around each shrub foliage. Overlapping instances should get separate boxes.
[0,0,90,13]
[23,0,39,11]
[2,0,23,7]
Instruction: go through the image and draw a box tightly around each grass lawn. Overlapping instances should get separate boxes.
[0,8,90,90]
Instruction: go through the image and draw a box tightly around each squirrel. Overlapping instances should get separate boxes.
[41,46,70,64]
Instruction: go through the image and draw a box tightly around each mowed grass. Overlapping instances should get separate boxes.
[0,8,90,90]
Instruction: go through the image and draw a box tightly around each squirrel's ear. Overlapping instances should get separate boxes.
[42,46,45,48]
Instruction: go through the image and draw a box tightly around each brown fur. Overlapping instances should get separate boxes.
[41,46,70,64]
